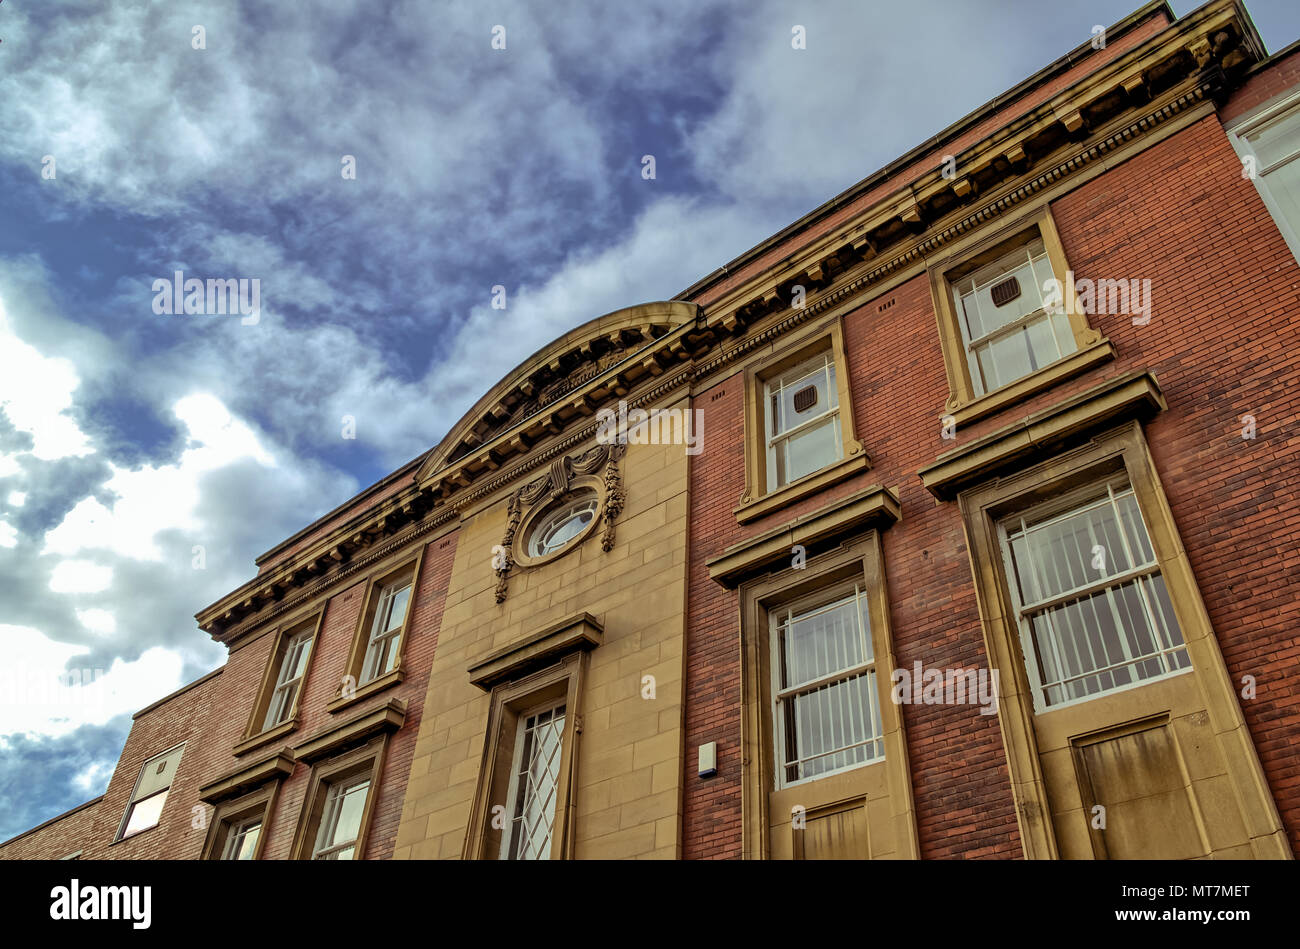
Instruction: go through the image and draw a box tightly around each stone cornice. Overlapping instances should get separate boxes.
[197,750,295,804]
[707,484,902,589]
[692,0,1258,341]
[917,370,1167,501]
[415,300,702,487]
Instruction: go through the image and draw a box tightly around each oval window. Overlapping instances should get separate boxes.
[527,493,600,558]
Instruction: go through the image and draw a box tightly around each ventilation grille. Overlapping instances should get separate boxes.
[990,276,1021,307]
[792,385,818,413]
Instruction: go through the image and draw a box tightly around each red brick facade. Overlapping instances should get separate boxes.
[681,85,1300,856]
[5,2,1298,862]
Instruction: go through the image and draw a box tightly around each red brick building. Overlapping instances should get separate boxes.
[5,0,1299,860]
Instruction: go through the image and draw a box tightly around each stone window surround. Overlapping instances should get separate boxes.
[736,314,869,525]
[927,203,1115,429]
[235,610,325,757]
[949,413,1289,858]
[326,545,428,715]
[461,613,601,859]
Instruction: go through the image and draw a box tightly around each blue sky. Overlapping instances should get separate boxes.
[2,0,1297,841]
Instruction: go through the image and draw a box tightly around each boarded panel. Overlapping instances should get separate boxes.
[1075,723,1207,860]
[794,799,869,859]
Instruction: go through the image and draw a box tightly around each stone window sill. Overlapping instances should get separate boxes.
[734,451,871,525]
[946,338,1115,429]
[232,717,298,757]
[325,667,404,715]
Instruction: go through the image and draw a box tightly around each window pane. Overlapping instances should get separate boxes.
[362,636,394,682]
[783,672,883,784]
[778,594,869,690]
[776,589,881,786]
[771,359,836,438]
[315,776,370,858]
[122,791,167,837]
[505,704,566,860]
[223,819,261,860]
[264,682,297,729]
[960,245,1047,336]
[332,782,368,844]
[1024,313,1062,365]
[958,238,1076,396]
[1248,107,1300,168]
[777,414,840,485]
[979,328,1034,390]
[381,584,411,633]
[1005,485,1190,709]
[1260,156,1300,235]
[135,746,184,798]
[286,633,312,679]
[532,496,600,556]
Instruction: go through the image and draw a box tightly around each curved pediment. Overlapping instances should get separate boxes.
[415,300,699,486]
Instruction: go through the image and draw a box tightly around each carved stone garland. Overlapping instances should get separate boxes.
[600,445,625,552]
[494,442,626,603]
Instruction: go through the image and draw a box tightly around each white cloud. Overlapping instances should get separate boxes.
[0,625,184,738]
[7,491,26,507]
[42,391,275,562]
[72,759,115,794]
[0,298,91,461]
[0,520,16,549]
[48,560,113,594]
[76,609,117,636]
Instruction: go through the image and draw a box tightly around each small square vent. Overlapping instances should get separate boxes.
[792,385,819,413]
[990,276,1021,307]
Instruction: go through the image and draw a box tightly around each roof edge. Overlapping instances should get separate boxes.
[675,0,1178,301]
[254,454,423,567]
[131,666,223,719]
[0,795,104,850]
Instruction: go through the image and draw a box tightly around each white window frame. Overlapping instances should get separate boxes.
[1227,85,1300,267]
[763,349,842,489]
[117,741,186,841]
[220,814,263,860]
[498,697,567,860]
[360,576,412,684]
[528,494,600,558]
[263,625,315,730]
[311,773,372,860]
[952,236,1075,396]
[997,478,1192,714]
[770,583,883,789]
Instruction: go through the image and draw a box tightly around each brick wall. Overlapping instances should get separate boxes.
[79,670,225,859]
[243,528,459,860]
[0,797,101,860]
[682,90,1300,857]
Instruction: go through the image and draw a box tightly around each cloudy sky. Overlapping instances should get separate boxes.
[2,0,1297,840]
